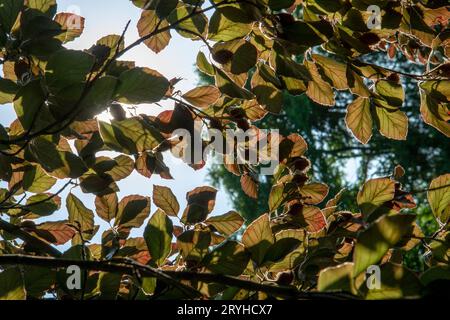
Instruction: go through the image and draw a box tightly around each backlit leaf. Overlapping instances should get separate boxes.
[144,209,173,266]
[428,174,450,225]
[153,185,180,217]
[205,211,244,236]
[242,214,274,265]
[353,214,416,276]
[345,97,373,144]
[67,193,95,245]
[116,67,170,104]
[115,195,151,230]
[357,177,396,219]
[137,10,171,53]
[182,86,221,108]
[0,268,26,300]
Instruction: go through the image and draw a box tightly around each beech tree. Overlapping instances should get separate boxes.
[0,0,449,300]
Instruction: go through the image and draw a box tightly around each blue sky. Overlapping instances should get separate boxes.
[0,1,233,243]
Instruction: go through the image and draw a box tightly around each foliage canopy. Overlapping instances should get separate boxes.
[0,0,449,300]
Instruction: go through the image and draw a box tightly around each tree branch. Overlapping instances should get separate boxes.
[0,221,62,257]
[0,254,358,300]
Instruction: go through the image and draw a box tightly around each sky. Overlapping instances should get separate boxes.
[0,0,233,243]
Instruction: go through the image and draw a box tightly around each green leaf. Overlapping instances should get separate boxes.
[281,20,333,47]
[267,0,295,11]
[67,193,95,245]
[0,77,19,104]
[208,7,252,42]
[196,51,215,76]
[269,183,285,212]
[251,64,283,114]
[45,49,95,93]
[25,193,61,217]
[93,34,125,64]
[23,266,56,298]
[215,67,253,99]
[99,117,165,155]
[53,76,118,121]
[375,80,405,107]
[242,213,274,265]
[263,236,301,264]
[169,4,207,39]
[357,177,396,220]
[203,241,249,276]
[116,67,170,104]
[177,230,211,262]
[427,174,450,225]
[420,266,450,287]
[25,0,57,16]
[135,0,178,18]
[115,195,151,230]
[98,272,122,300]
[0,0,23,33]
[22,165,57,193]
[0,267,26,300]
[374,105,408,141]
[205,211,244,236]
[318,262,355,293]
[153,185,180,217]
[95,193,118,223]
[29,137,88,179]
[364,263,422,299]
[144,209,173,266]
[353,214,416,276]
[13,80,46,131]
[420,89,450,138]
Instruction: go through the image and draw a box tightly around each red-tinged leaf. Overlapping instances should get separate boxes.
[279,134,308,162]
[393,165,406,180]
[303,206,327,233]
[391,192,416,211]
[33,221,76,245]
[186,186,217,214]
[137,10,171,53]
[182,86,221,108]
[289,204,327,233]
[241,174,258,199]
[135,152,173,180]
